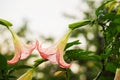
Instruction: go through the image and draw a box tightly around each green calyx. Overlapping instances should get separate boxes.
[0,18,12,28]
[68,20,91,30]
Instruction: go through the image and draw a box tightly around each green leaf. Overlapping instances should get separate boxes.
[98,76,114,80]
[65,49,101,61]
[0,54,7,70]
[95,0,108,15]
[8,65,32,75]
[0,18,12,28]
[95,0,115,16]
[117,26,120,32]
[0,54,8,80]
[68,20,91,30]
[65,40,81,50]
[100,54,109,59]
[8,75,17,79]
[105,63,117,73]
[95,2,106,16]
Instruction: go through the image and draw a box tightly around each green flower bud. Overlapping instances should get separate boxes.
[17,69,34,80]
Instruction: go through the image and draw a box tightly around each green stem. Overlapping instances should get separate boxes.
[33,59,47,68]
[93,25,106,80]
[65,69,71,80]
[93,60,105,80]
[7,27,16,39]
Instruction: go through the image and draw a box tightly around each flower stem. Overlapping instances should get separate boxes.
[65,69,71,80]
[93,65,104,80]
[33,59,47,68]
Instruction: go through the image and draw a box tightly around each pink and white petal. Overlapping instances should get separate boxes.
[36,42,49,59]
[47,54,58,63]
[7,52,21,64]
[38,50,49,59]
[20,42,36,60]
[22,41,36,49]
[20,52,29,60]
[36,40,56,59]
[56,50,71,68]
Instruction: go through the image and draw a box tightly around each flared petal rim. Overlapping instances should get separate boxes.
[7,41,37,64]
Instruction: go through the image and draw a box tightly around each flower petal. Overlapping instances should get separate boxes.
[47,54,58,63]
[7,51,21,64]
[36,30,72,68]
[36,41,49,59]
[56,50,71,68]
[7,41,36,64]
[37,40,56,59]
[20,41,37,60]
[7,27,36,64]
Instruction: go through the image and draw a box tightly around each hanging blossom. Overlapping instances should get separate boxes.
[114,68,120,80]
[37,29,72,68]
[7,27,36,64]
[17,69,34,80]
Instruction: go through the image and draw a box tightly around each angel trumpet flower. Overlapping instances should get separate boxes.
[114,68,120,80]
[37,29,72,68]
[7,27,36,64]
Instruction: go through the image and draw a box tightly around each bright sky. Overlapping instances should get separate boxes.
[0,0,86,39]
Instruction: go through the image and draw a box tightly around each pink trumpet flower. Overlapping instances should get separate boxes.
[37,29,72,68]
[7,27,36,64]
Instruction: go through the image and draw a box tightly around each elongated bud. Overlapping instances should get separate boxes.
[69,20,91,30]
[17,69,34,80]
[0,18,12,28]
